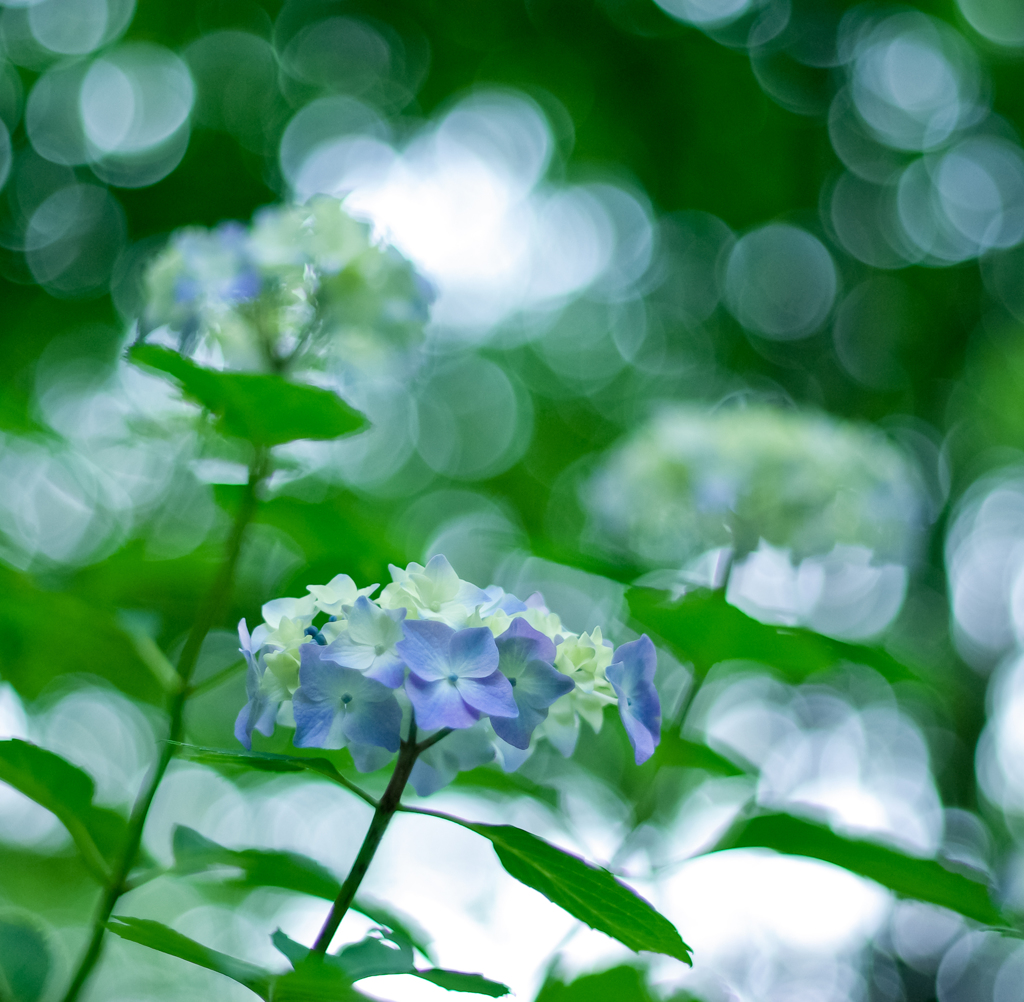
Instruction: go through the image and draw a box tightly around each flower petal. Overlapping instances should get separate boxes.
[458,670,518,718]
[396,619,455,681]
[405,674,479,730]
[449,626,500,678]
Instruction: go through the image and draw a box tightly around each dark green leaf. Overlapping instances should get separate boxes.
[129,344,365,446]
[172,825,342,900]
[106,917,272,997]
[0,915,51,1002]
[0,739,127,884]
[535,965,653,1002]
[456,821,691,964]
[414,969,511,996]
[715,812,1002,925]
[628,587,920,684]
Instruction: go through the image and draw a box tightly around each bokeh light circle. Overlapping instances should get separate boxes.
[28,0,108,56]
[80,43,194,156]
[724,223,837,339]
[957,0,1024,48]
[847,11,984,152]
[24,183,126,297]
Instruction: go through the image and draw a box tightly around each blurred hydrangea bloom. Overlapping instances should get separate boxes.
[585,405,925,568]
[234,554,661,790]
[583,406,928,640]
[140,196,432,373]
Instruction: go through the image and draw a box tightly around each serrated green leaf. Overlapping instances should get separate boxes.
[449,821,690,964]
[628,587,919,683]
[535,965,653,1002]
[0,739,127,885]
[129,344,365,446]
[414,969,511,996]
[715,812,1002,925]
[172,825,342,901]
[0,915,51,1002]
[106,917,272,997]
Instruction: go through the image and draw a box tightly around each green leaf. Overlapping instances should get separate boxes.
[0,914,51,1002]
[175,745,375,805]
[336,936,413,980]
[414,969,511,996]
[173,828,432,959]
[172,825,342,901]
[454,821,691,964]
[0,739,128,885]
[129,344,365,446]
[715,812,1003,925]
[628,587,920,684]
[271,930,506,996]
[106,917,272,997]
[346,898,434,962]
[0,568,162,705]
[535,965,653,1002]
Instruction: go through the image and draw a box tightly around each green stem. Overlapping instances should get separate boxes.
[312,721,421,954]
[61,452,268,1002]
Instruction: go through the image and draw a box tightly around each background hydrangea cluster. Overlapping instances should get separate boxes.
[585,405,927,570]
[236,554,661,794]
[140,196,432,375]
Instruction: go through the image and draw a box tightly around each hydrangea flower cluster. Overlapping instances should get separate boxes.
[584,404,927,569]
[140,196,433,374]
[235,555,661,794]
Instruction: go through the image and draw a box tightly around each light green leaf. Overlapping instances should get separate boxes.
[414,969,511,996]
[628,587,922,684]
[448,820,691,964]
[0,739,127,885]
[535,965,653,1002]
[172,825,342,901]
[0,914,51,1002]
[106,917,272,997]
[129,344,365,446]
[715,812,1003,925]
